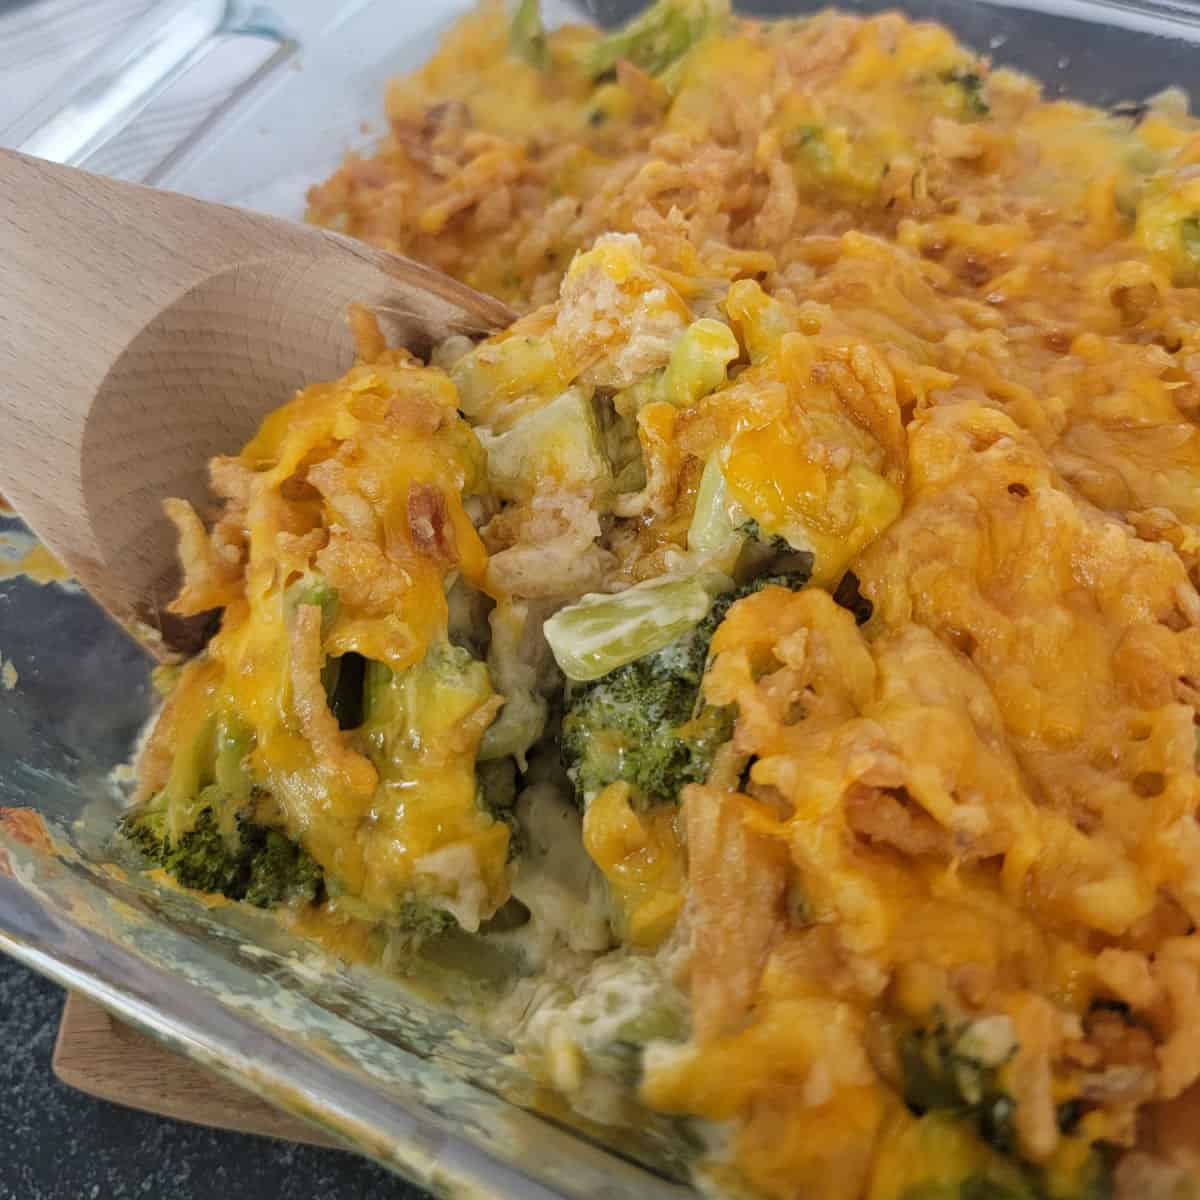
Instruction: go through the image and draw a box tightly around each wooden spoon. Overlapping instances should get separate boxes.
[0,150,515,658]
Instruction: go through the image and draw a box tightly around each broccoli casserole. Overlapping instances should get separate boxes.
[123,2,1200,1198]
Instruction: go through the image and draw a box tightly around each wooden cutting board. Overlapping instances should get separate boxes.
[53,993,341,1147]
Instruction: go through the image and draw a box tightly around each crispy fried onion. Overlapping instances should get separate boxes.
[164,497,243,616]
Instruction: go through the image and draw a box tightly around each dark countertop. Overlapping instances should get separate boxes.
[0,954,429,1200]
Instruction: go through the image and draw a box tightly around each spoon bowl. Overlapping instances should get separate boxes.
[0,150,515,656]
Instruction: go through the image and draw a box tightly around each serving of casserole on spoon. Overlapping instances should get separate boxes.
[0,148,515,655]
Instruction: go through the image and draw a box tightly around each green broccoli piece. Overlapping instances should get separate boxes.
[560,569,811,808]
[477,756,518,818]
[286,573,339,631]
[941,69,991,118]
[242,826,325,907]
[896,1010,1112,1200]
[782,124,836,175]
[477,756,524,860]
[510,0,550,71]
[315,878,461,943]
[585,0,729,83]
[392,899,458,943]
[122,805,323,909]
[886,1103,1114,1200]
[899,1013,1017,1156]
[560,650,732,809]
[123,806,243,896]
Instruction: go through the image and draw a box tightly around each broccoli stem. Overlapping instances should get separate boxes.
[544,573,724,683]
[510,0,550,71]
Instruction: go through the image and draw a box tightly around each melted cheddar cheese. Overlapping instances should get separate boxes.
[582,781,686,948]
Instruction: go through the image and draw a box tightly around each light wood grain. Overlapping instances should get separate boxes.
[53,993,342,1147]
[0,149,514,657]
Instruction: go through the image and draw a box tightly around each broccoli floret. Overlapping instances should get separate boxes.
[782,124,836,175]
[883,1093,1114,1200]
[560,570,810,808]
[585,0,729,82]
[122,805,323,909]
[123,806,241,896]
[701,569,814,643]
[392,899,458,943]
[941,69,991,118]
[477,756,518,818]
[740,518,791,554]
[560,649,732,809]
[510,0,549,70]
[286,573,339,631]
[477,756,524,860]
[899,1005,1122,1200]
[242,826,325,907]
[899,1013,1017,1156]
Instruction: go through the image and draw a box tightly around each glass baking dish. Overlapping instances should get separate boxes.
[1,0,1198,1196]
